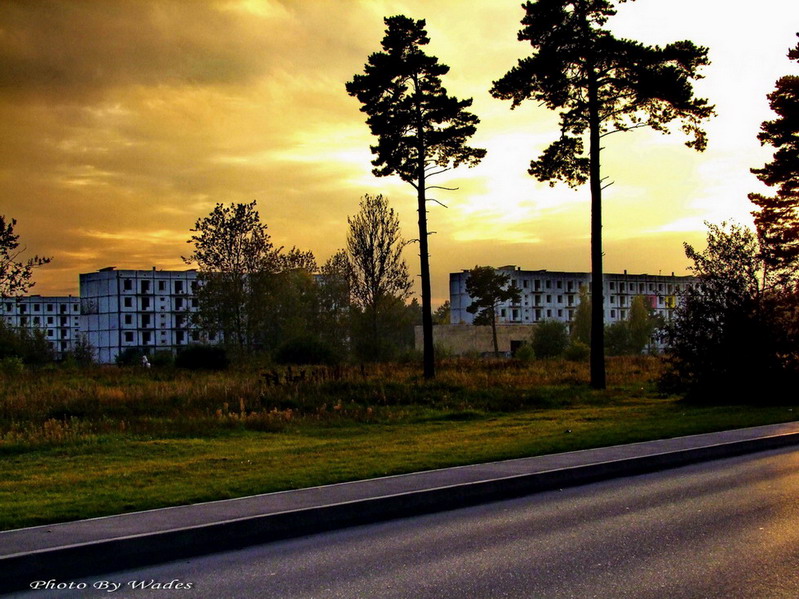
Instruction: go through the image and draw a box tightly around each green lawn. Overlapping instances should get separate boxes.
[1,358,796,531]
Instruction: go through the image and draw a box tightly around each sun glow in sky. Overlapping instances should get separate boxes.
[1,0,798,304]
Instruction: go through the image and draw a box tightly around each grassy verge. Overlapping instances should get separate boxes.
[1,357,796,531]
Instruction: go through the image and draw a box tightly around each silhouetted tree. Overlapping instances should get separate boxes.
[662,222,799,401]
[465,266,522,357]
[0,216,50,298]
[749,34,799,285]
[346,194,412,361]
[491,0,714,388]
[432,300,451,325]
[184,201,315,354]
[347,15,486,378]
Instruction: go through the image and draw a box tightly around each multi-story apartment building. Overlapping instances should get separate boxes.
[79,267,215,364]
[450,266,696,328]
[0,295,81,358]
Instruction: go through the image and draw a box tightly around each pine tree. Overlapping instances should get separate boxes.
[749,34,799,285]
[347,15,486,378]
[491,0,713,388]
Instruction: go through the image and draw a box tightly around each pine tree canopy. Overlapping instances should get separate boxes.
[490,0,714,187]
[346,15,485,186]
[749,34,799,281]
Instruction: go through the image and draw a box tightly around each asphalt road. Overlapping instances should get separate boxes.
[11,446,799,599]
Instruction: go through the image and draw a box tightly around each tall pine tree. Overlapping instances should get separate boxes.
[347,15,486,379]
[490,0,713,389]
[749,34,799,286]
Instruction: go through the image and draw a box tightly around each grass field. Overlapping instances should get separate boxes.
[1,357,796,531]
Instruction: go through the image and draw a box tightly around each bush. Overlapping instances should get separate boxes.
[150,350,175,368]
[175,345,229,370]
[115,347,145,367]
[275,337,338,365]
[0,356,24,376]
[564,341,590,362]
[661,222,799,402]
[514,343,535,363]
[532,320,569,359]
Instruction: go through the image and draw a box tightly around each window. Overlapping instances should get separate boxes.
[546,295,552,303]
[158,280,166,291]
[556,281,562,289]
[46,304,54,312]
[610,309,616,318]
[546,309,552,317]
[557,295,563,303]
[47,330,53,337]
[177,331,185,344]
[500,308,506,318]
[609,282,616,290]
[123,297,133,308]
[523,280,529,288]
[546,280,551,289]
[124,315,133,325]
[33,304,40,312]
[33,317,40,325]
[124,332,134,343]
[175,280,184,294]
[142,331,152,344]
[123,279,132,291]
[142,315,151,327]
[557,309,563,317]
[141,280,150,293]
[47,317,53,324]
[141,297,150,310]
[175,297,184,310]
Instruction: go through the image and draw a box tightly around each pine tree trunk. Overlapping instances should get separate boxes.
[588,68,606,390]
[417,176,436,380]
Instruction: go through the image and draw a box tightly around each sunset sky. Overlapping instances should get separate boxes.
[1,0,798,304]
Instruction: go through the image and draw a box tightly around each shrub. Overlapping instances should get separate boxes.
[150,350,175,368]
[532,320,569,359]
[0,356,24,376]
[514,343,535,363]
[175,345,229,370]
[115,347,145,367]
[564,341,590,362]
[275,337,338,365]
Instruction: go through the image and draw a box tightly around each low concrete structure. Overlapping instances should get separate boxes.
[415,324,537,357]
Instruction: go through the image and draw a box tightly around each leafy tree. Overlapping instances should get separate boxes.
[0,317,54,365]
[347,15,486,379]
[346,194,412,361]
[465,266,522,357]
[0,216,51,298]
[571,284,591,344]
[184,201,314,355]
[432,300,451,325]
[749,34,799,285]
[604,320,631,356]
[491,0,714,389]
[662,222,799,401]
[184,201,281,352]
[627,294,661,353]
[532,319,569,359]
[317,250,353,358]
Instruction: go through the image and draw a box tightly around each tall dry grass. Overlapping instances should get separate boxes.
[0,357,663,451]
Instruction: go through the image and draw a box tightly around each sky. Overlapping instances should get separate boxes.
[1,0,798,305]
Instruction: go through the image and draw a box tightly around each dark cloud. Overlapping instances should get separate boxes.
[0,0,285,100]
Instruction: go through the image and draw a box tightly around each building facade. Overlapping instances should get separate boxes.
[1,295,81,359]
[450,266,696,329]
[79,267,212,364]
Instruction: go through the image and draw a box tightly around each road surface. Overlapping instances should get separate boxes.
[11,447,799,598]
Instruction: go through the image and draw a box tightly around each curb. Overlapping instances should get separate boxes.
[3,430,799,593]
